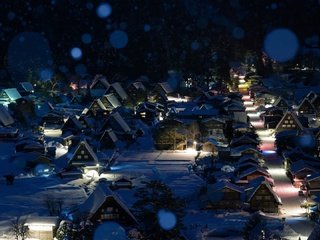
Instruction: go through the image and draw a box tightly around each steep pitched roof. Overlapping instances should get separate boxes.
[111,82,128,100]
[102,93,122,109]
[131,81,146,91]
[0,104,14,126]
[238,166,270,180]
[110,112,131,133]
[230,135,259,146]
[230,145,261,157]
[210,180,243,193]
[90,75,110,89]
[3,88,21,101]
[306,172,320,182]
[247,181,281,204]
[157,82,174,94]
[19,82,34,93]
[297,98,316,113]
[99,128,118,143]
[273,97,289,108]
[78,180,137,223]
[68,140,99,166]
[275,111,304,131]
[289,160,318,175]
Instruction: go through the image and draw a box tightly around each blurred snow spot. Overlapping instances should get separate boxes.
[94,222,126,240]
[39,68,53,81]
[109,30,128,49]
[81,33,92,44]
[157,209,177,230]
[96,3,112,18]
[8,12,16,21]
[70,47,82,60]
[59,65,69,73]
[297,133,315,148]
[191,41,200,50]
[264,28,299,63]
[144,24,151,32]
[232,27,245,39]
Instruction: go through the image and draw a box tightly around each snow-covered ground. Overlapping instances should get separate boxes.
[0,140,91,238]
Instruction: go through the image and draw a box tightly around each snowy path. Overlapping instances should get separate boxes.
[243,94,315,238]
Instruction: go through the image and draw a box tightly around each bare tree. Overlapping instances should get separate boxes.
[43,195,64,216]
[11,217,29,240]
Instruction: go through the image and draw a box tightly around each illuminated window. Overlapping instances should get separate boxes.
[283,124,287,127]
[84,155,88,159]
[81,150,85,154]
[292,124,295,127]
[289,120,293,124]
[285,120,288,123]
[77,155,82,159]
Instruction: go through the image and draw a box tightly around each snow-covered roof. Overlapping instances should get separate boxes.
[0,104,14,126]
[306,172,320,182]
[3,88,21,101]
[275,111,304,131]
[102,93,122,108]
[131,81,146,91]
[110,112,131,133]
[19,82,34,92]
[157,82,174,94]
[68,140,99,166]
[63,116,83,130]
[77,180,137,223]
[25,216,59,226]
[99,128,118,143]
[238,166,270,180]
[230,145,261,157]
[90,75,110,89]
[230,135,259,146]
[247,181,281,204]
[209,180,243,193]
[289,160,318,175]
[111,82,128,100]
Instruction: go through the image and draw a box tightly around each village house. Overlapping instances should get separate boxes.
[287,160,318,187]
[274,111,304,134]
[98,128,118,150]
[200,117,225,140]
[235,166,272,185]
[305,172,320,197]
[202,180,244,210]
[100,93,122,111]
[25,216,59,240]
[89,75,110,98]
[153,118,187,150]
[73,180,138,227]
[0,104,15,126]
[296,98,316,118]
[62,115,83,135]
[105,82,128,103]
[245,180,282,213]
[135,102,164,125]
[68,140,100,173]
[260,107,284,129]
[100,112,133,141]
[230,145,263,159]
[272,97,290,112]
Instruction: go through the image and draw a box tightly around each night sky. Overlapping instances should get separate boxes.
[0,0,319,84]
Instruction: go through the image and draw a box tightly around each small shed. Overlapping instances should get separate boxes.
[25,216,59,240]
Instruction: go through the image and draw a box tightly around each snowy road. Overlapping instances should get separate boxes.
[243,94,315,238]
